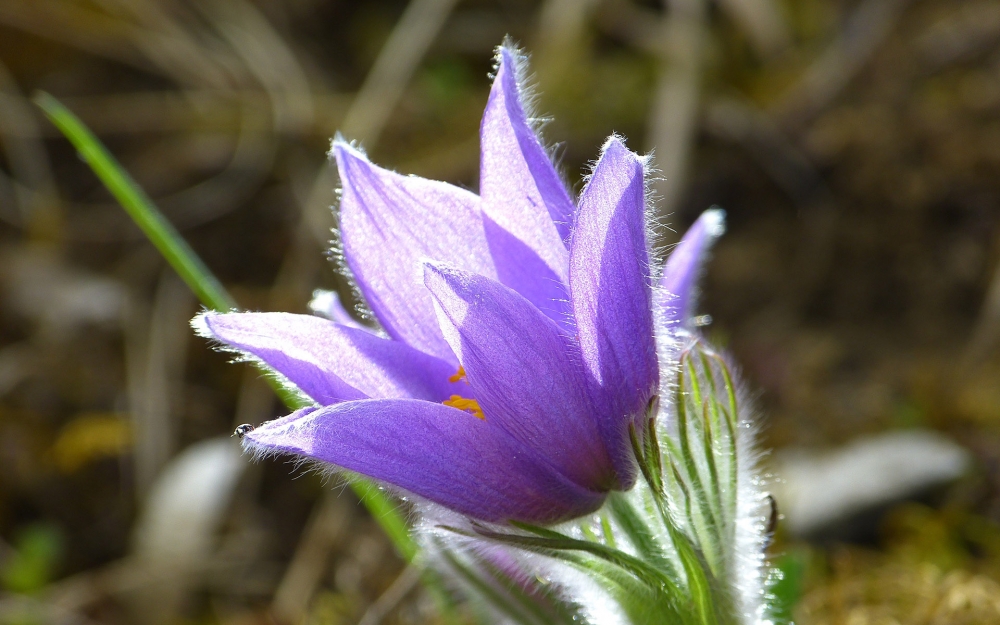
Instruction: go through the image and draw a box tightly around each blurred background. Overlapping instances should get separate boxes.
[1,0,1000,623]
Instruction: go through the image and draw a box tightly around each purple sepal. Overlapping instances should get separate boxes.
[658,208,726,329]
[334,141,496,363]
[198,311,459,404]
[569,137,658,486]
[479,46,574,324]
[424,262,616,491]
[308,289,363,329]
[243,400,606,525]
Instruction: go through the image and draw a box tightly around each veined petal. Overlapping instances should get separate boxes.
[196,311,458,404]
[479,46,573,321]
[569,137,657,482]
[243,400,606,524]
[334,141,496,363]
[424,262,616,491]
[658,208,726,328]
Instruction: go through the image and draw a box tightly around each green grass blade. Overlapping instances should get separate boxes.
[350,478,418,561]
[34,91,236,313]
[35,92,419,561]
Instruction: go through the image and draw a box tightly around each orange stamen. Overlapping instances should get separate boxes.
[448,366,467,383]
[443,395,485,420]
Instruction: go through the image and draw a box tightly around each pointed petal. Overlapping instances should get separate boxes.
[658,208,726,328]
[244,400,606,524]
[479,47,573,319]
[334,142,496,362]
[197,312,458,404]
[424,263,615,491]
[308,289,364,329]
[569,138,657,482]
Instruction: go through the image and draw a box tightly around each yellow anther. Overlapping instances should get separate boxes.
[443,395,485,420]
[448,366,467,384]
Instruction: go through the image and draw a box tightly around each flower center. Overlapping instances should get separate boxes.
[448,366,467,383]
[443,366,483,418]
[443,395,485,420]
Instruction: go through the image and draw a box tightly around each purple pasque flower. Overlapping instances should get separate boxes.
[194,45,721,526]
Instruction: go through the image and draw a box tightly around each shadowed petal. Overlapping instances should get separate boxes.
[658,208,726,328]
[243,400,606,524]
[479,46,573,320]
[196,312,458,404]
[569,137,657,483]
[424,263,616,491]
[334,141,496,363]
[482,219,572,326]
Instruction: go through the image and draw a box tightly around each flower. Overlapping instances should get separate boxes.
[193,45,722,526]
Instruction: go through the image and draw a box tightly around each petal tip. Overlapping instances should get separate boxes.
[494,38,520,76]
[240,429,292,466]
[490,40,531,117]
[239,434,266,460]
[598,134,643,169]
[240,406,320,460]
[700,206,727,238]
[191,309,220,340]
[422,261,467,292]
[330,138,369,170]
[600,134,627,153]
[330,140,350,159]
[421,259,447,279]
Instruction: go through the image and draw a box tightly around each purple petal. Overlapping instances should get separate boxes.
[479,46,573,319]
[482,219,572,326]
[334,141,496,363]
[197,311,458,404]
[569,137,657,483]
[308,289,364,329]
[658,208,726,328]
[243,400,606,524]
[423,263,616,491]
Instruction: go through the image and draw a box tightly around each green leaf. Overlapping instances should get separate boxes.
[600,514,617,548]
[643,410,664,494]
[479,552,582,625]
[439,547,551,625]
[630,421,663,498]
[664,520,721,625]
[674,361,723,559]
[460,523,680,595]
[684,355,724,534]
[561,553,695,625]
[606,494,679,581]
